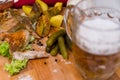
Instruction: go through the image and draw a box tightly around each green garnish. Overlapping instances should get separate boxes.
[25,44,32,50]
[30,36,35,42]
[4,59,28,75]
[0,42,12,59]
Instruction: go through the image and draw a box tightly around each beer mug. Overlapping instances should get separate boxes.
[64,0,120,80]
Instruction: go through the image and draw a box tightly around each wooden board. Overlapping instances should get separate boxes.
[0,51,120,80]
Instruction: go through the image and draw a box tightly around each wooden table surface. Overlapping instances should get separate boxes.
[0,51,120,80]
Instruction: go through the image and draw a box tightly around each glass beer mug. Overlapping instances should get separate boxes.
[64,0,120,80]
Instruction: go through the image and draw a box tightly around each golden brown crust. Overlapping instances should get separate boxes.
[0,1,13,11]
[6,30,30,52]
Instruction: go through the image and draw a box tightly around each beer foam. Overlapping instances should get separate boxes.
[74,17,120,55]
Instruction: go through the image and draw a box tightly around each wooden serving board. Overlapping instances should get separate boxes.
[0,51,120,80]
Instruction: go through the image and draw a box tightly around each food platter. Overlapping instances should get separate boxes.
[0,0,120,80]
[0,0,82,80]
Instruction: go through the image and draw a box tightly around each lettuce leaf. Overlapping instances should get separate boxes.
[0,42,29,75]
[4,59,28,75]
[0,42,12,59]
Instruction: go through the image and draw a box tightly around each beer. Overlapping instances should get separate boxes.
[73,43,120,80]
[71,13,120,80]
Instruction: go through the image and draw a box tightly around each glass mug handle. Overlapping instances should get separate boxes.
[64,6,73,40]
[64,5,85,41]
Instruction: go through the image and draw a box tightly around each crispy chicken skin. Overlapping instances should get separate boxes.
[6,30,30,52]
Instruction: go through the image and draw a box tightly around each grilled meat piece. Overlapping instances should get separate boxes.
[13,51,49,60]
[0,18,19,33]
[17,16,40,38]
[0,9,39,38]
[6,30,30,52]
[0,9,49,60]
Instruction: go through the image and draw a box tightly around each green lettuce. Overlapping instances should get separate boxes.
[0,42,28,75]
[4,59,28,75]
[22,36,35,51]
[0,42,12,58]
